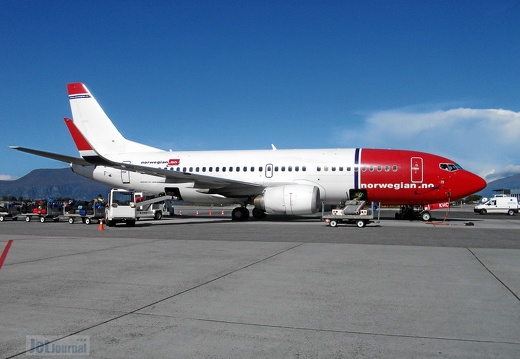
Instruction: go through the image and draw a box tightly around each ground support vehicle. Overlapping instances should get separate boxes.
[474,195,519,216]
[323,201,378,228]
[134,193,171,220]
[105,189,173,227]
[23,200,64,223]
[0,202,24,221]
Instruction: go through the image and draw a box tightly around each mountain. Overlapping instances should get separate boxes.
[0,168,111,200]
[479,174,520,199]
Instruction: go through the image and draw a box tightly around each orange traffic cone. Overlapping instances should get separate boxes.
[98,219,105,231]
[209,210,213,216]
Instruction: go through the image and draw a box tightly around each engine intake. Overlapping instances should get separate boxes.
[254,185,320,215]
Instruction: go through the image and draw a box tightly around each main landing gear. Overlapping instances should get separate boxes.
[395,206,431,222]
[231,207,249,221]
[231,206,267,221]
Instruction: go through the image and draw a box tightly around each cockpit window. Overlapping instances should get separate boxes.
[440,163,463,172]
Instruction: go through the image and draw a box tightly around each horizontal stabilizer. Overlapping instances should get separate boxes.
[9,146,92,166]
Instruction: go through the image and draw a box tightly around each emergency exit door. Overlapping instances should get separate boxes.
[411,157,423,183]
[121,161,131,184]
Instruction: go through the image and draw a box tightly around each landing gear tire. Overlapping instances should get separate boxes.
[480,209,487,215]
[329,220,338,227]
[25,216,31,222]
[40,216,45,223]
[231,207,249,221]
[154,211,163,220]
[421,211,431,222]
[85,217,91,225]
[68,218,75,224]
[507,209,515,216]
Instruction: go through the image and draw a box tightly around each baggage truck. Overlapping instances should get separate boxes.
[322,200,378,228]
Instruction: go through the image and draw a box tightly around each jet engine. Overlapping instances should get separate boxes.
[254,185,320,215]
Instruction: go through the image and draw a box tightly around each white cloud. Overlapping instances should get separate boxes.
[341,107,520,181]
[0,174,18,181]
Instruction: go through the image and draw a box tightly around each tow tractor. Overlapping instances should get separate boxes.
[323,200,379,228]
[105,189,173,227]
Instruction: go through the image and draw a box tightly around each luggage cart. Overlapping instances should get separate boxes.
[0,202,24,221]
[23,200,64,223]
[64,200,106,224]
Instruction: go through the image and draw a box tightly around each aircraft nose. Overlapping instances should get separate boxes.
[464,171,487,196]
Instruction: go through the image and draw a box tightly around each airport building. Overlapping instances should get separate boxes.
[493,188,520,200]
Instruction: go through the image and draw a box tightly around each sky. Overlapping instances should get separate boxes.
[1,1,520,183]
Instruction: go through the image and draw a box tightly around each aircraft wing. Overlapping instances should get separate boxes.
[104,159,266,198]
[9,146,92,166]
[10,146,266,198]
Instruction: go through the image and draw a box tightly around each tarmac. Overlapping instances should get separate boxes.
[0,206,519,358]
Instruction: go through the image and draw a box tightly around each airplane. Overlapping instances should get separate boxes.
[10,82,487,221]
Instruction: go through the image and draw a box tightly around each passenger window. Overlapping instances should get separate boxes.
[317,166,321,172]
[259,166,263,172]
[392,165,398,172]
[288,166,292,172]
[302,166,306,171]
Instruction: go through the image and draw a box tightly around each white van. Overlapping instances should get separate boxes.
[474,195,519,216]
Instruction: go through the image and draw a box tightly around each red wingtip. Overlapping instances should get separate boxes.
[67,83,88,95]
[64,117,93,151]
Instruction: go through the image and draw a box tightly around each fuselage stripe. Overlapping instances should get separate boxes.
[354,148,361,189]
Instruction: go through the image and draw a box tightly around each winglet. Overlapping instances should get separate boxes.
[63,117,104,164]
[64,118,92,151]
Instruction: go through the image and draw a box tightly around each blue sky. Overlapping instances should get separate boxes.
[1,1,520,182]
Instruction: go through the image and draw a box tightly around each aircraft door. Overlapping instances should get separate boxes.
[411,157,423,183]
[121,161,131,184]
[265,164,273,178]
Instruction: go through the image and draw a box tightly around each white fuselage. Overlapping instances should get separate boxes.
[72,148,357,205]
